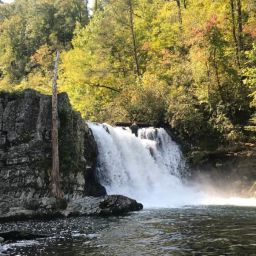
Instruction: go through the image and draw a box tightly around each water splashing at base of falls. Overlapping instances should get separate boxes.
[88,123,202,207]
[88,123,256,208]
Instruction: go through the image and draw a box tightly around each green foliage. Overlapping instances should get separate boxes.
[1,0,256,151]
[243,43,256,136]
[243,43,256,106]
[167,87,220,150]
[0,0,89,91]
[113,74,169,125]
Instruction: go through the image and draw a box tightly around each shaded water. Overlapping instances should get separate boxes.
[1,206,256,255]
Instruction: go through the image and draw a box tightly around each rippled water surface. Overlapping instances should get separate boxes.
[1,206,256,255]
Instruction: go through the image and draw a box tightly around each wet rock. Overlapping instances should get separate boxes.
[99,195,143,216]
[6,208,35,217]
[23,199,41,211]
[0,195,143,221]
[62,195,143,217]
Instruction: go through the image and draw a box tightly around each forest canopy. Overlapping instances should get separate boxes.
[0,0,256,151]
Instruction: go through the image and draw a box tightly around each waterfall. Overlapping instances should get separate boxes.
[88,123,204,208]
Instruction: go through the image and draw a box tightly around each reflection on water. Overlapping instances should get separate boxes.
[1,206,256,256]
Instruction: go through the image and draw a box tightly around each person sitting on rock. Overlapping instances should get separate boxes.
[130,121,139,137]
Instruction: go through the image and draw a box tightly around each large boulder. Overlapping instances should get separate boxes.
[62,195,143,217]
[99,195,143,216]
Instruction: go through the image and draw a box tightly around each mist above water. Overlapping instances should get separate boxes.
[88,123,256,208]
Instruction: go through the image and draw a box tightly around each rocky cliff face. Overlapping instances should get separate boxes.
[0,89,106,217]
[190,149,256,197]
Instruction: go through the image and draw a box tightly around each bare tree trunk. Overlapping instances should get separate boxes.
[230,0,241,67]
[183,0,187,9]
[117,52,127,77]
[176,0,183,30]
[230,0,240,68]
[51,51,63,199]
[237,0,243,52]
[94,0,98,12]
[128,0,140,76]
[212,48,225,104]
[205,61,211,101]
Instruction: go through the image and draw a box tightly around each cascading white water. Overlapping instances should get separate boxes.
[88,123,256,207]
[88,123,205,207]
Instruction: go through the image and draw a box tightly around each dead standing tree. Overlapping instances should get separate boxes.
[51,51,63,199]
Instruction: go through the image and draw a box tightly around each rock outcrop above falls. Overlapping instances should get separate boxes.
[0,89,143,220]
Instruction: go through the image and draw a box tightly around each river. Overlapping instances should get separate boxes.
[1,206,256,255]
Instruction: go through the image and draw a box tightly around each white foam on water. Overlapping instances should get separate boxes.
[88,123,256,208]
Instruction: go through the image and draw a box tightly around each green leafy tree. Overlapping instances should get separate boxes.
[1,0,256,150]
[0,0,89,91]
